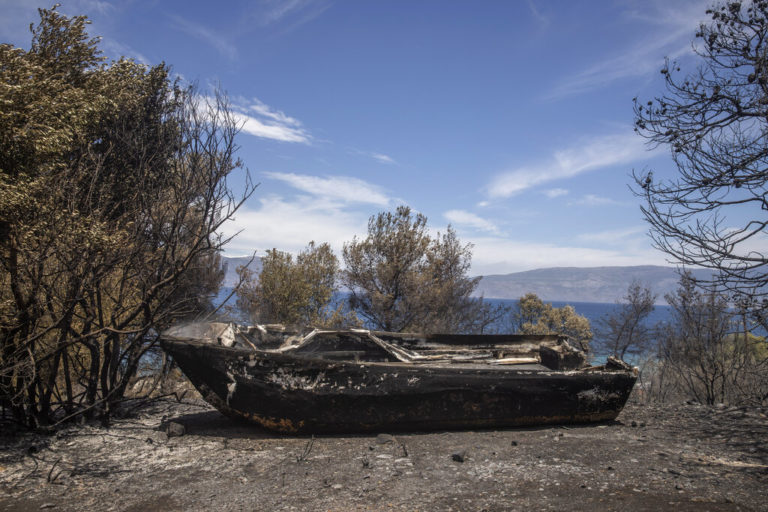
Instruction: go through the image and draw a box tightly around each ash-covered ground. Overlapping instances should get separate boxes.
[1,396,766,511]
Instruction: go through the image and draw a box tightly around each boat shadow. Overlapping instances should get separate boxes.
[168,408,624,440]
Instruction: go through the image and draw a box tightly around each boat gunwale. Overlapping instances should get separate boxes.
[159,336,633,376]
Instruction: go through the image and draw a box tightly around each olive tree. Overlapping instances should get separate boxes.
[633,1,768,328]
[513,293,593,351]
[342,206,489,333]
[236,242,355,328]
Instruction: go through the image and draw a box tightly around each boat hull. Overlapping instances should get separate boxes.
[161,338,636,434]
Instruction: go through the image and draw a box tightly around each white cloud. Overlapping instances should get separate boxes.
[577,226,647,244]
[227,97,311,144]
[257,0,331,27]
[371,153,396,165]
[486,131,649,198]
[220,195,367,256]
[170,15,237,60]
[467,236,669,276]
[546,0,709,99]
[444,210,499,234]
[233,112,310,143]
[263,172,391,206]
[349,148,397,165]
[544,188,569,198]
[570,194,622,207]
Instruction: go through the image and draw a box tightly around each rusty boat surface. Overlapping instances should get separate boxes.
[159,322,637,434]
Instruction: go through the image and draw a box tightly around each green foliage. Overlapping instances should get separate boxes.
[514,293,593,350]
[342,206,487,333]
[237,242,357,328]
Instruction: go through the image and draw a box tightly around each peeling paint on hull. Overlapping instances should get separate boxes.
[161,338,636,434]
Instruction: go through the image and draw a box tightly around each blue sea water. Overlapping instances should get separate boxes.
[483,298,673,332]
[217,287,673,327]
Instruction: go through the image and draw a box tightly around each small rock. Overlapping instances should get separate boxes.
[376,433,395,444]
[452,450,467,463]
[40,505,56,510]
[606,466,614,471]
[631,420,638,427]
[331,484,343,490]
[165,421,185,437]
[640,422,646,427]
[510,441,518,446]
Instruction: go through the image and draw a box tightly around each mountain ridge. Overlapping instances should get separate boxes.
[473,265,712,304]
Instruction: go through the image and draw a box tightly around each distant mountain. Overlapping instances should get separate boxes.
[221,256,262,287]
[473,265,713,304]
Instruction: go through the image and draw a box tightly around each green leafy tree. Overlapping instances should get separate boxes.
[514,293,593,350]
[237,242,354,328]
[342,206,486,333]
[0,7,253,427]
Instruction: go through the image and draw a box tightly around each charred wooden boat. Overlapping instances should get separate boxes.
[160,322,637,434]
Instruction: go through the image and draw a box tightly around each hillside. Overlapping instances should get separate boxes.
[473,265,712,304]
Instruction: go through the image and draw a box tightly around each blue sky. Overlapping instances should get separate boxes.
[2,0,715,275]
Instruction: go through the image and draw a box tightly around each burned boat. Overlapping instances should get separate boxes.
[159,323,637,434]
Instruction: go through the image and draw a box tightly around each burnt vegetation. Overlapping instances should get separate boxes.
[0,7,255,428]
[4,1,768,434]
[633,0,768,329]
[631,0,768,406]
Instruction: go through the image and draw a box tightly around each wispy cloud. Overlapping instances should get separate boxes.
[241,0,332,31]
[544,188,569,199]
[371,153,396,165]
[171,15,237,60]
[486,131,649,198]
[526,0,550,27]
[228,97,311,143]
[264,172,391,206]
[546,0,709,99]
[570,194,623,207]
[466,236,668,276]
[100,38,151,65]
[577,226,647,244]
[444,210,500,234]
[349,148,397,165]
[220,195,367,256]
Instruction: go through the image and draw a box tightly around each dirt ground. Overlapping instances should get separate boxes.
[1,395,767,512]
